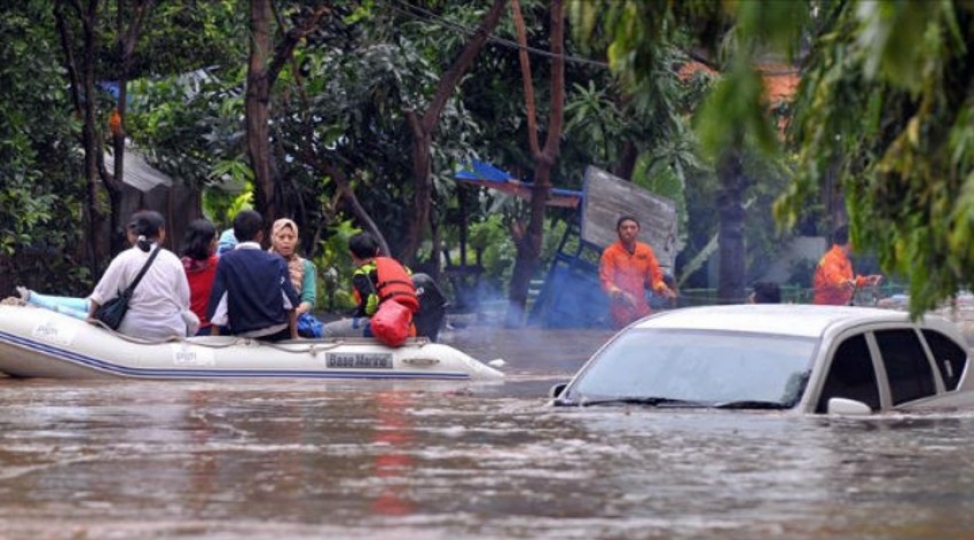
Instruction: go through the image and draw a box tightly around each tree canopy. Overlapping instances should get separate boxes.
[572,0,973,315]
[782,0,973,316]
[2,0,968,320]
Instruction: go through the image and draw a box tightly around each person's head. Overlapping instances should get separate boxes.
[128,210,166,252]
[751,282,781,304]
[182,218,217,261]
[233,210,264,244]
[270,218,299,258]
[216,228,238,255]
[832,225,850,247]
[348,232,380,265]
[616,216,640,246]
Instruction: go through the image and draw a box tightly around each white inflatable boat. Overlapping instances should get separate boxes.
[0,305,504,381]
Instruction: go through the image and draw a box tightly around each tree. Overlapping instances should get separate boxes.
[778,0,973,316]
[0,2,89,294]
[504,0,566,326]
[570,1,767,304]
[574,0,972,315]
[245,1,329,221]
[400,0,507,266]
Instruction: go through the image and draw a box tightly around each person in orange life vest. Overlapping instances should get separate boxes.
[813,225,883,306]
[598,216,676,329]
[321,232,419,339]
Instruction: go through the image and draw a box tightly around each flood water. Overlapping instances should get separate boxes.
[0,327,971,540]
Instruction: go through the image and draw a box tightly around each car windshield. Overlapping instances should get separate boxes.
[563,329,816,408]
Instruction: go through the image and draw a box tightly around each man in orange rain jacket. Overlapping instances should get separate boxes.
[813,225,883,306]
[599,216,676,329]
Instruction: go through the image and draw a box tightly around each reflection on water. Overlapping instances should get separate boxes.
[0,327,971,540]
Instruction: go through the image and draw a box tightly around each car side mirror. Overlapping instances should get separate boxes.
[549,383,567,399]
[827,397,872,415]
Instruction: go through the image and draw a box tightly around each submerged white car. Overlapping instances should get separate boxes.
[551,305,972,415]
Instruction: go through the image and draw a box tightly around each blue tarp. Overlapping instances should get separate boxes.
[455,161,582,208]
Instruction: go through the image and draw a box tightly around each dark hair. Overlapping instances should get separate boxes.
[182,219,217,261]
[832,225,850,246]
[233,210,264,243]
[127,210,165,252]
[752,282,781,304]
[616,216,640,230]
[348,232,380,259]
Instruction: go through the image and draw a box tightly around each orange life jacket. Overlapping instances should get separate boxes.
[375,257,420,313]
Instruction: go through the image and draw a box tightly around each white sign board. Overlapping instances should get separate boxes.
[581,166,679,269]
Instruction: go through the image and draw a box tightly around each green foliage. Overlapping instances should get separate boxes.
[313,220,362,312]
[779,0,973,316]
[203,179,253,228]
[695,64,779,158]
[564,80,625,164]
[469,214,515,288]
[116,1,246,77]
[128,66,249,190]
[575,0,973,316]
[0,3,90,293]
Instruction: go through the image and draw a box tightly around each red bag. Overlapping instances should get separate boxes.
[371,300,412,347]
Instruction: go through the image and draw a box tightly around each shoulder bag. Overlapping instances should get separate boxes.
[94,246,161,330]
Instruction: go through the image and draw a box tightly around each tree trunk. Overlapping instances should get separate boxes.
[716,149,746,304]
[505,0,565,327]
[405,111,433,265]
[400,0,506,266]
[108,0,154,254]
[246,0,275,224]
[246,1,329,224]
[614,140,639,180]
[55,2,107,274]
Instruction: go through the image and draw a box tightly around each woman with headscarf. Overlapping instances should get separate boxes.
[268,218,324,338]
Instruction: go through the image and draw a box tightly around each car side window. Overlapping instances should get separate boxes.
[874,329,936,405]
[816,334,880,413]
[922,329,968,391]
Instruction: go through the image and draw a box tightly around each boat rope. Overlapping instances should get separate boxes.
[89,319,431,355]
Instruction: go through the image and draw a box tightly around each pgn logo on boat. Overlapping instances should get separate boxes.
[32,322,75,346]
[171,346,215,367]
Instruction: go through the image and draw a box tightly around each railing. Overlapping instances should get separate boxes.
[676,284,910,307]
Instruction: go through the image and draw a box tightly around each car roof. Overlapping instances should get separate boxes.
[632,304,920,339]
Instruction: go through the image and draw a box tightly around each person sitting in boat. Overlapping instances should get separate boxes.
[18,211,196,339]
[207,210,301,342]
[267,218,325,338]
[88,210,195,339]
[322,231,419,347]
[16,227,142,318]
[181,218,219,336]
[411,272,448,342]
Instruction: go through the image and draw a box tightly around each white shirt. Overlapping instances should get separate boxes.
[90,245,191,339]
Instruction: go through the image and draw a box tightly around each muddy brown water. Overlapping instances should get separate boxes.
[0,327,971,540]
